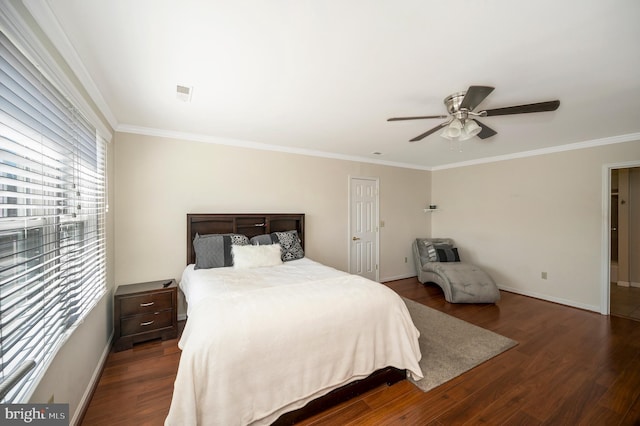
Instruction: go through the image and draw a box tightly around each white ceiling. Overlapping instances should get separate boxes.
[25,0,640,169]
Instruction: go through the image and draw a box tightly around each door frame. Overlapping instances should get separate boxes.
[601,160,640,315]
[348,175,380,281]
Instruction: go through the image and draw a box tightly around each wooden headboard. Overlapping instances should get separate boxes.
[186,213,305,265]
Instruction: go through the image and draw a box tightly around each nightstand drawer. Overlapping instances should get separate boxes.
[120,310,174,336]
[120,291,173,317]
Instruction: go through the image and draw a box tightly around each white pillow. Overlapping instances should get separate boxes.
[232,244,283,269]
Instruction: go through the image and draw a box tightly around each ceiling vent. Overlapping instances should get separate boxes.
[176,85,193,102]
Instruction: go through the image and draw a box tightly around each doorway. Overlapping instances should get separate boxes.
[609,166,640,320]
[348,176,379,281]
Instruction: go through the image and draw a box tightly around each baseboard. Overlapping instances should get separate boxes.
[617,281,630,287]
[497,285,600,313]
[376,278,601,313]
[381,273,417,283]
[178,313,187,321]
[631,282,640,288]
[71,330,114,426]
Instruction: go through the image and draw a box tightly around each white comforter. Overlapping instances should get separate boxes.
[165,259,423,426]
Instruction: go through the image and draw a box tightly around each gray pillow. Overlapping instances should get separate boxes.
[250,234,273,246]
[436,247,460,262]
[193,233,249,269]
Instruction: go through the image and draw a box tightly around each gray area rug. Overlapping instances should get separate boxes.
[403,297,517,392]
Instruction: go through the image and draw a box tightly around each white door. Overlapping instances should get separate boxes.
[349,177,379,281]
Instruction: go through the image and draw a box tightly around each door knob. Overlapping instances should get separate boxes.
[352,236,360,241]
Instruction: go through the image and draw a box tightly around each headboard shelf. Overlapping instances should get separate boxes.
[187,213,305,265]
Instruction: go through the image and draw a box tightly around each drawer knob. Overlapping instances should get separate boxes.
[140,320,155,326]
[139,302,154,307]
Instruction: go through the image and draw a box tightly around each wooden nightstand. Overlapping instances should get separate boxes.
[113,279,178,352]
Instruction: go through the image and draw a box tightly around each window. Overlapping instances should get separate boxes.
[0,30,107,402]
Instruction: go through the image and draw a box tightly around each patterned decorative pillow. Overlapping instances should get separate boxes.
[271,230,304,261]
[417,239,439,262]
[193,233,249,269]
[229,234,249,246]
[436,247,460,262]
[424,241,438,262]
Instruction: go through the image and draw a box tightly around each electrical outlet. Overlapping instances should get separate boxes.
[541,272,547,280]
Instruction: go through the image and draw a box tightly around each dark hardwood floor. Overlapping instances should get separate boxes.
[81,278,640,425]
[611,283,640,321]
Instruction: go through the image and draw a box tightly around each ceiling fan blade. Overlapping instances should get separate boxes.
[387,115,448,121]
[459,86,495,111]
[409,122,449,142]
[484,100,560,117]
[473,119,498,139]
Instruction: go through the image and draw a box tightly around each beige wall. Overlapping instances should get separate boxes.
[113,132,431,310]
[432,140,640,312]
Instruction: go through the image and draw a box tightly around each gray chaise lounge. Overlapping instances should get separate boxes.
[412,238,500,303]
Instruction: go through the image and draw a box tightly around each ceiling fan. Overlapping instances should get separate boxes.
[387,85,560,142]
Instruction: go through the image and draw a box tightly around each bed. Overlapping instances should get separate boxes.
[165,214,423,425]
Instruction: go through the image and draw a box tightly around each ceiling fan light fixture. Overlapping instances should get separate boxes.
[457,132,474,141]
[441,119,481,141]
[458,119,481,141]
[441,119,462,139]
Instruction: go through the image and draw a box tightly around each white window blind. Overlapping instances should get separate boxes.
[0,30,107,402]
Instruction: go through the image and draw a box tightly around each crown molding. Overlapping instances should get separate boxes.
[118,124,640,172]
[430,133,640,171]
[116,124,431,171]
